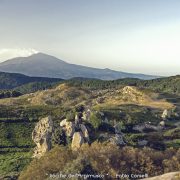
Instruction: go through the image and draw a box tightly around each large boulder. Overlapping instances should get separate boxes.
[71,132,85,150]
[60,119,75,137]
[32,116,54,158]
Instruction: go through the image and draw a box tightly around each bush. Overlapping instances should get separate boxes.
[66,112,75,122]
[90,113,102,129]
[98,123,115,133]
[19,143,180,180]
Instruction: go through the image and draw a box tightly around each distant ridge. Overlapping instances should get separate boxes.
[0,71,62,89]
[0,53,159,80]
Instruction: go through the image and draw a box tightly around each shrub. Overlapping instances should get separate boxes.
[90,113,102,129]
[19,142,180,180]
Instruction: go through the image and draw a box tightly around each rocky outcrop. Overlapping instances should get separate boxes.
[133,123,163,133]
[110,123,126,145]
[60,116,90,150]
[138,140,148,146]
[110,134,126,146]
[161,108,179,120]
[143,171,180,180]
[83,109,91,121]
[71,132,85,151]
[121,86,146,102]
[162,109,172,120]
[32,116,54,158]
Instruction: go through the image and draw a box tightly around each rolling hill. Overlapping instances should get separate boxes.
[0,53,158,80]
[0,71,62,89]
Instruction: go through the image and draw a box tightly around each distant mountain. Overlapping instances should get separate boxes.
[0,53,158,80]
[0,71,62,89]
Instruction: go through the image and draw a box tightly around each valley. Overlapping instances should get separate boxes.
[0,74,179,179]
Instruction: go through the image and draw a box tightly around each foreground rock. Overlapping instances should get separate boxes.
[71,132,85,150]
[143,172,180,180]
[60,119,75,137]
[32,116,54,158]
[60,116,90,150]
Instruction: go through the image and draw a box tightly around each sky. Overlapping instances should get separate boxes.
[0,0,180,76]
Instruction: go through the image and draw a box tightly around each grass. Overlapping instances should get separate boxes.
[0,151,32,177]
[0,122,35,147]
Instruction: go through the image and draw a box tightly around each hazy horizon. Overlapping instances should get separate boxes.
[0,0,180,76]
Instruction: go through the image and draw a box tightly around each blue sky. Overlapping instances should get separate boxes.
[0,0,180,76]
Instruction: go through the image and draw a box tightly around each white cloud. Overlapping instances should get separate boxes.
[0,48,39,62]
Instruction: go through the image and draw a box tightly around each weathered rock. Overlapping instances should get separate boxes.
[83,109,91,121]
[79,124,89,141]
[162,109,172,120]
[110,134,126,145]
[86,109,91,121]
[75,114,82,125]
[71,132,85,150]
[114,123,122,134]
[138,140,148,146]
[159,121,165,127]
[133,123,163,133]
[32,116,53,158]
[60,119,75,137]
[121,86,145,102]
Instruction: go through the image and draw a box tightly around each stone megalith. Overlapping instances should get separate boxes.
[60,119,75,137]
[71,132,85,151]
[32,116,54,158]
[79,124,89,141]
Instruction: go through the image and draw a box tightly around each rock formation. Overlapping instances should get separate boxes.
[110,134,126,146]
[60,119,75,137]
[79,124,89,141]
[32,116,54,158]
[60,115,90,150]
[133,123,163,133]
[71,132,85,150]
[111,123,126,145]
[121,86,146,102]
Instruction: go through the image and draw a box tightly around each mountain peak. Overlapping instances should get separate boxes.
[0,53,159,80]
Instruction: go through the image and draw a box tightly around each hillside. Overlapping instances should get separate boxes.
[0,83,173,110]
[0,79,179,179]
[0,53,158,80]
[67,75,180,96]
[0,71,62,90]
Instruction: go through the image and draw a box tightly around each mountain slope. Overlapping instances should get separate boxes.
[0,53,158,80]
[0,71,62,89]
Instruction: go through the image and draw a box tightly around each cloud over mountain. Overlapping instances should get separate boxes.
[0,48,39,62]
